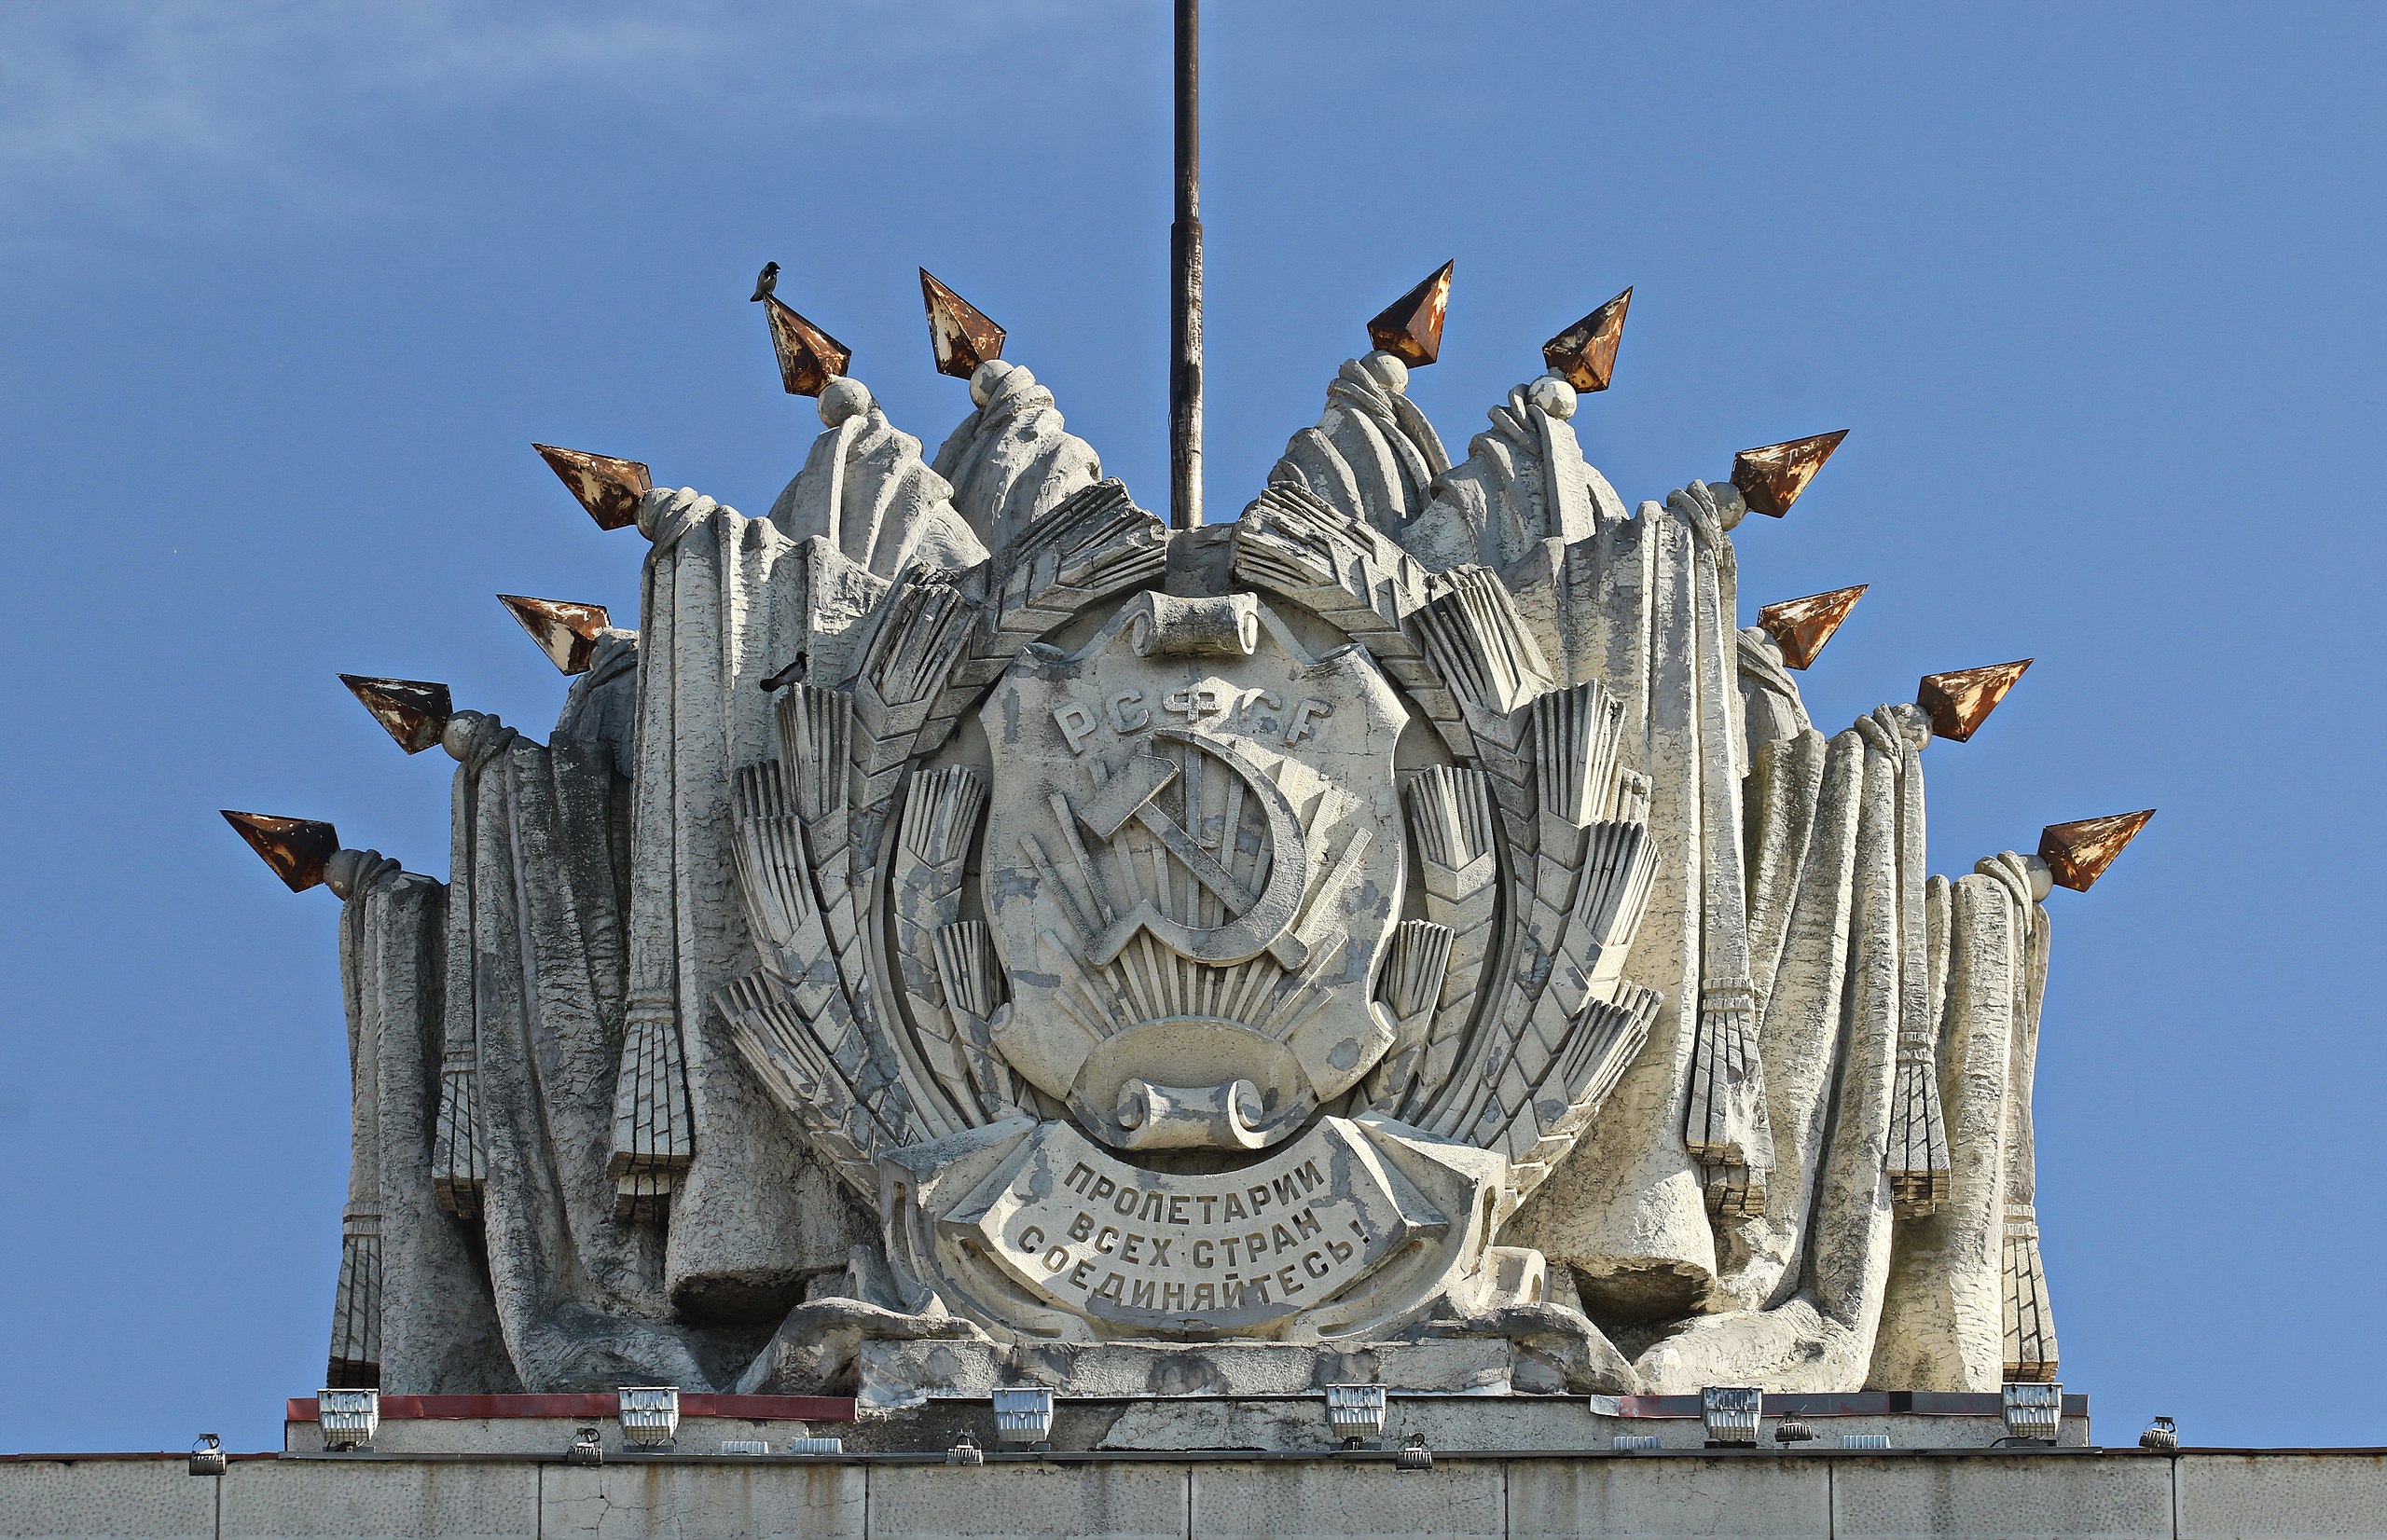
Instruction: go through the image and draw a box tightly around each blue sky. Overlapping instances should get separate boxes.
[2,2,2381,1451]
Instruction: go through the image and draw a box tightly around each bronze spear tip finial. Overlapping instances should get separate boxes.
[1367,260,1454,367]
[531,444,652,531]
[221,810,341,893]
[762,292,853,398]
[1757,584,1868,670]
[1915,658,2032,742]
[1541,286,1633,393]
[919,268,1007,380]
[498,595,612,675]
[1732,429,1850,517]
[338,675,453,754]
[2038,809,2156,892]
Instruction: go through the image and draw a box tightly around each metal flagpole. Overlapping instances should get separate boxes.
[1170,0,1203,529]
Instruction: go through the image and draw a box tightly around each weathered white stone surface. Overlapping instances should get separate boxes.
[854,1338,1518,1406]
[953,1119,1440,1331]
[307,341,2082,1402]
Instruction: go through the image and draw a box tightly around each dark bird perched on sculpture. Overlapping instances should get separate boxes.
[751,261,780,302]
[759,652,809,692]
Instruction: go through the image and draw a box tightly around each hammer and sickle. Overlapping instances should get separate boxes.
[1072,726,1310,969]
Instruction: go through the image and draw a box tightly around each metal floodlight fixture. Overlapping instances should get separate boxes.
[1324,1383,1388,1450]
[617,1386,682,1450]
[316,1388,380,1452]
[992,1386,1056,1449]
[567,1428,604,1467]
[1611,1434,1661,1451]
[1701,1385,1761,1448]
[188,1435,227,1476]
[1773,1418,1816,1445]
[719,1440,770,1456]
[1395,1433,1434,1473]
[785,1436,846,1456]
[2002,1382,2063,1443]
[1839,1434,1893,1450]
[2140,1417,2180,1452]
[945,1431,986,1466]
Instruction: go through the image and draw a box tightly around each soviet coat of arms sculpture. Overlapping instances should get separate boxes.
[241,271,2144,1405]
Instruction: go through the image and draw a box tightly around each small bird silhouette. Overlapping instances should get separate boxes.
[750,262,780,303]
[759,650,808,692]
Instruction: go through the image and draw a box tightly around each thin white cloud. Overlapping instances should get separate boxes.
[0,0,1130,259]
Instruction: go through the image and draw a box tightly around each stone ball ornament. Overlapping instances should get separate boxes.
[245,260,2154,1406]
[1525,374,1577,419]
[818,375,874,427]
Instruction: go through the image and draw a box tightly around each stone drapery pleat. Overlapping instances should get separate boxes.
[929,362,1102,554]
[1505,481,1767,1317]
[1736,625,1811,758]
[1398,383,1625,576]
[334,857,515,1392]
[1267,356,1452,538]
[1622,713,1913,1387]
[767,402,987,578]
[618,488,882,1315]
[1867,850,2054,1389]
[1984,851,2058,1381]
[438,710,725,1387]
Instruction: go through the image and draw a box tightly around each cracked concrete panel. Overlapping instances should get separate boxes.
[219,1458,538,1540]
[1831,1453,2170,1540]
[1509,1456,1828,1540]
[0,1458,215,1540]
[540,1464,864,1540]
[1191,1459,1504,1540]
[866,1462,1186,1540]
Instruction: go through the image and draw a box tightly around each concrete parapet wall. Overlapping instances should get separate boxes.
[7,1450,2386,1539]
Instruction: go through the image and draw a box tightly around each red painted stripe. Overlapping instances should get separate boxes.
[286,1393,857,1423]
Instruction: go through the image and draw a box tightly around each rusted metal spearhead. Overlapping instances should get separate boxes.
[221,810,341,893]
[1915,659,2032,742]
[1367,261,1454,367]
[919,268,1006,380]
[1732,430,1850,517]
[1757,584,1867,670]
[2038,810,2156,892]
[498,595,612,675]
[763,293,852,397]
[1541,286,1633,393]
[532,445,652,531]
[338,675,453,754]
